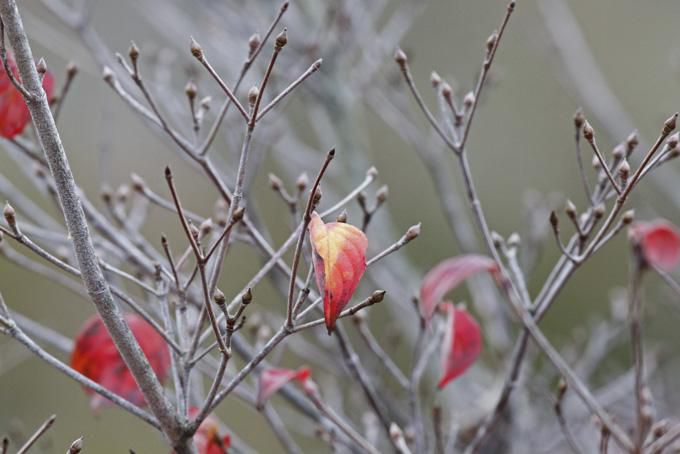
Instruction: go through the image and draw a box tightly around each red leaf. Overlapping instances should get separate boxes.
[0,54,54,139]
[419,255,497,322]
[186,408,231,454]
[256,367,311,409]
[630,220,680,271]
[308,212,368,334]
[70,313,170,410]
[438,304,482,389]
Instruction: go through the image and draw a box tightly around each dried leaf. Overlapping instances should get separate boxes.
[419,254,497,322]
[308,212,368,333]
[438,304,482,389]
[0,54,54,138]
[70,313,170,410]
[256,367,311,409]
[630,220,680,271]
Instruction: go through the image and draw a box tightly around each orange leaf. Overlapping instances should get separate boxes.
[70,313,170,410]
[438,304,482,389]
[308,212,368,334]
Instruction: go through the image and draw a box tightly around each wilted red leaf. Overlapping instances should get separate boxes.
[256,367,311,409]
[438,304,482,389]
[629,220,680,272]
[0,54,54,139]
[308,212,368,334]
[419,254,497,322]
[187,408,231,454]
[70,313,170,410]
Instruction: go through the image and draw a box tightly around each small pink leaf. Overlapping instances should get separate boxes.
[438,304,482,389]
[256,367,311,409]
[629,220,680,272]
[308,212,368,334]
[419,255,497,322]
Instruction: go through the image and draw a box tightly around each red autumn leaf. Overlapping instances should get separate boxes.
[419,254,497,322]
[0,54,54,139]
[629,220,680,272]
[438,303,482,389]
[256,367,311,409]
[186,408,231,454]
[308,212,368,334]
[70,313,170,410]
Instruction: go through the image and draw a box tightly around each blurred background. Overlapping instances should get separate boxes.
[2,0,680,451]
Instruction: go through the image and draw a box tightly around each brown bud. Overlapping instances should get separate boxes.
[486,31,498,54]
[430,71,441,88]
[336,210,348,223]
[200,218,213,236]
[242,288,253,305]
[593,203,605,219]
[394,48,407,67]
[68,437,83,454]
[573,109,584,129]
[130,173,145,193]
[312,187,323,205]
[247,86,259,106]
[296,172,309,192]
[190,37,203,59]
[668,132,680,149]
[213,289,226,306]
[36,58,47,76]
[582,120,594,142]
[128,41,140,62]
[3,203,16,228]
[232,206,245,223]
[549,211,559,231]
[404,223,421,242]
[200,96,211,111]
[626,131,639,155]
[463,91,475,110]
[375,185,389,206]
[622,209,635,224]
[441,82,453,103]
[565,199,577,220]
[248,33,261,56]
[663,112,678,135]
[269,173,283,191]
[371,290,386,303]
[618,159,630,182]
[101,186,113,204]
[185,80,197,100]
[275,28,288,49]
[66,61,78,78]
[491,231,504,249]
[612,144,625,160]
[102,66,114,83]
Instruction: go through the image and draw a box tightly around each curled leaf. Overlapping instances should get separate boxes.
[0,54,54,138]
[308,212,368,334]
[256,367,311,409]
[438,304,482,389]
[187,408,231,454]
[70,313,170,410]
[629,220,680,271]
[419,254,497,322]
